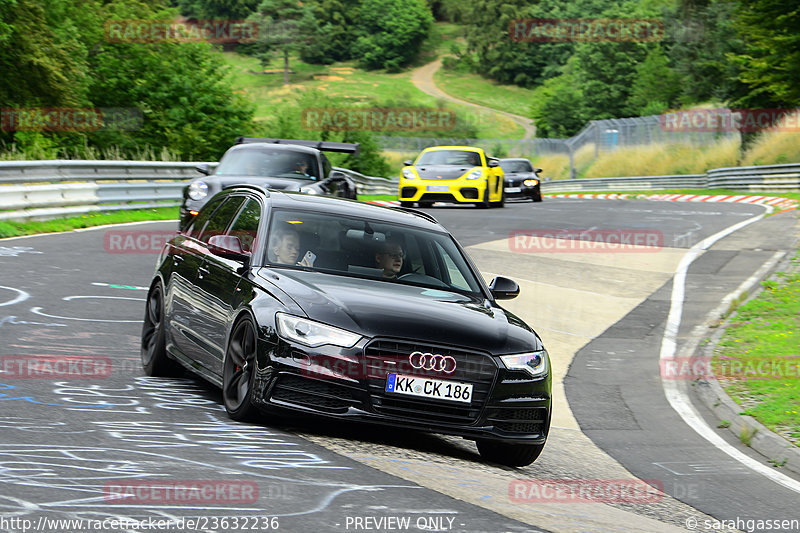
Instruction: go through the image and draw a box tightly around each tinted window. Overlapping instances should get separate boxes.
[416,150,482,167]
[198,196,246,244]
[187,196,225,239]
[227,198,261,253]
[215,148,320,179]
[499,160,533,173]
[266,209,484,296]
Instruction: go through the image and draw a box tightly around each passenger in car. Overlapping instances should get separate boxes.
[269,226,314,266]
[375,241,404,279]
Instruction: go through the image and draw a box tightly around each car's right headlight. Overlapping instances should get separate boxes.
[276,313,362,348]
[500,350,549,378]
[188,180,209,200]
[402,168,417,180]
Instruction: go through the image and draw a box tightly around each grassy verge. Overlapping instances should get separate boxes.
[433,68,538,119]
[0,207,179,239]
[712,253,800,447]
[544,189,800,202]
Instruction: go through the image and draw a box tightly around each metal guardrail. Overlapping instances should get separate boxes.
[0,160,395,221]
[0,160,797,221]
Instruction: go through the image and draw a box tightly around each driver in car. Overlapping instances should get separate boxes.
[375,241,404,279]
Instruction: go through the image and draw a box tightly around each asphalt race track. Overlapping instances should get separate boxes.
[1,198,798,533]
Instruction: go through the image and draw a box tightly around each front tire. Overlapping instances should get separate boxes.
[141,282,180,377]
[400,201,415,208]
[532,188,543,202]
[223,317,259,421]
[476,440,546,467]
[476,187,490,209]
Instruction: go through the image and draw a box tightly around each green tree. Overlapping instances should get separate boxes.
[299,0,361,64]
[249,0,310,84]
[529,60,586,137]
[730,0,800,106]
[626,46,680,115]
[177,0,260,19]
[351,0,433,71]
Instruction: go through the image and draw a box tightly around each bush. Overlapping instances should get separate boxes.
[352,0,433,71]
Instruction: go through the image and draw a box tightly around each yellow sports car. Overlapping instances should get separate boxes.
[398,146,505,208]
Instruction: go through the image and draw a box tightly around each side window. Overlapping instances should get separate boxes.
[188,196,225,239]
[227,198,261,252]
[198,196,246,244]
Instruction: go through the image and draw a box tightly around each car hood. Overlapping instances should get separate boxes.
[413,165,474,180]
[257,269,541,353]
[209,175,314,190]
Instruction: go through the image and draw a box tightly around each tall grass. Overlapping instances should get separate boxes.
[741,131,800,166]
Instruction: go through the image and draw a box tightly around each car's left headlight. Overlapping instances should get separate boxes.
[188,180,209,200]
[466,170,483,180]
[299,186,319,194]
[276,313,362,348]
[523,179,539,186]
[500,349,549,377]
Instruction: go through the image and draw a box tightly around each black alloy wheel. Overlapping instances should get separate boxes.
[141,283,180,376]
[223,317,259,421]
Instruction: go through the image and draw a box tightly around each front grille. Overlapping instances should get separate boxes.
[363,339,497,425]
[486,407,547,435]
[269,373,356,412]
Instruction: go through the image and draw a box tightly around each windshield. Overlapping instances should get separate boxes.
[500,160,533,173]
[215,148,321,179]
[266,209,484,296]
[416,150,482,167]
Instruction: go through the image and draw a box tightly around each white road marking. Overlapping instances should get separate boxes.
[659,206,800,494]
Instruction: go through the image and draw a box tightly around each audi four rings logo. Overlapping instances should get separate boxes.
[409,351,456,373]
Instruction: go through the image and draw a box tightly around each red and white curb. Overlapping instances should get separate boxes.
[545,193,798,211]
[366,194,798,211]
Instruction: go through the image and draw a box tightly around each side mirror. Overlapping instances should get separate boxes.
[195,163,212,176]
[208,235,250,263]
[489,276,520,300]
[329,170,347,180]
[534,168,543,174]
[487,159,499,168]
[403,160,413,166]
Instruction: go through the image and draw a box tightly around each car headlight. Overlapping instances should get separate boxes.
[188,180,209,200]
[299,186,319,194]
[466,170,483,180]
[402,168,417,180]
[500,349,549,378]
[523,179,539,186]
[276,313,361,348]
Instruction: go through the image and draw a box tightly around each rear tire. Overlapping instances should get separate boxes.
[223,317,259,421]
[476,440,546,467]
[492,186,505,208]
[141,283,180,377]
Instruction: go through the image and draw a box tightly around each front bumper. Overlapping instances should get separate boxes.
[252,336,552,444]
[399,178,489,204]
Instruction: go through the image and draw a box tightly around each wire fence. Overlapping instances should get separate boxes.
[377,114,740,177]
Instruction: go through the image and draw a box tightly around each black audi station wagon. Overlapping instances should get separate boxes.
[142,186,551,466]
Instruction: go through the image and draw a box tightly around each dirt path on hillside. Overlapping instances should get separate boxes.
[410,59,536,140]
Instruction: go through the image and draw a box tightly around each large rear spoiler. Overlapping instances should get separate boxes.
[235,137,359,156]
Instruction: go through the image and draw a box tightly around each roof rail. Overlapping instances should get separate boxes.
[235,137,359,156]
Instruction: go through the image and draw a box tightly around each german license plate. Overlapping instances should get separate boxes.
[385,373,472,403]
[504,187,521,193]
[426,185,449,192]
